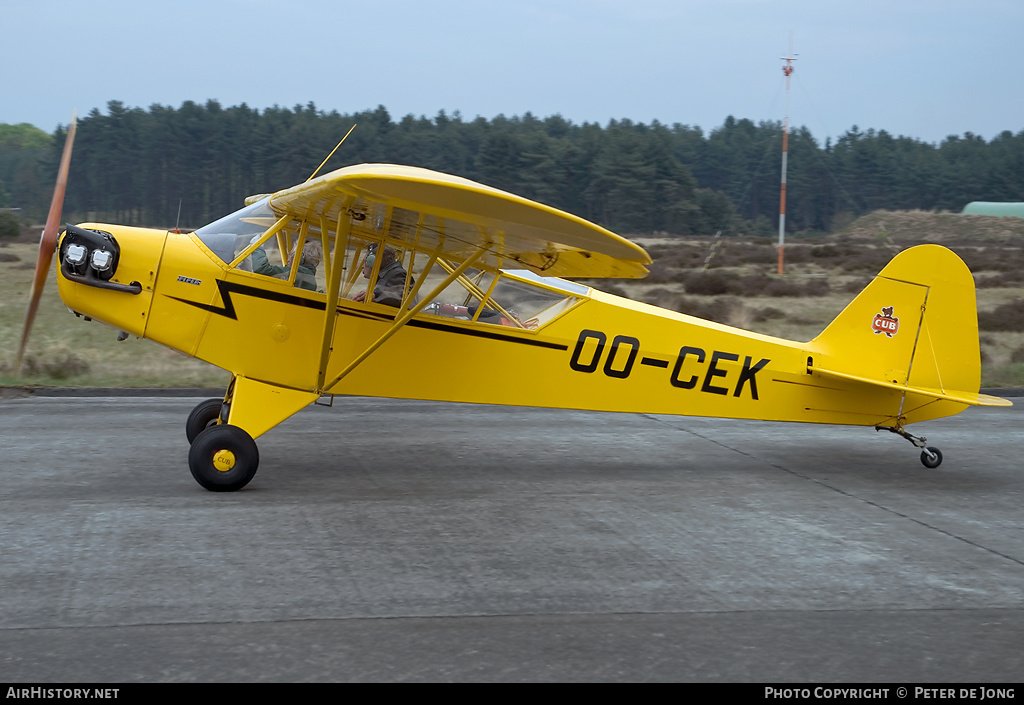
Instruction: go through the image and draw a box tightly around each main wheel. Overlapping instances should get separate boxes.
[186,398,226,444]
[920,446,943,469]
[188,424,259,492]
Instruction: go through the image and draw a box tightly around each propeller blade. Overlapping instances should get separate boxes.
[14,113,77,372]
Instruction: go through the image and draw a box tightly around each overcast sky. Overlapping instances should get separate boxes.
[4,0,1022,145]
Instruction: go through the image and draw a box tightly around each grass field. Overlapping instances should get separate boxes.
[1,209,1023,389]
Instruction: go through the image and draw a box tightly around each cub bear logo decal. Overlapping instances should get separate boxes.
[872,306,900,337]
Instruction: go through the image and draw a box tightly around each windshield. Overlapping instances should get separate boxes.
[194,198,279,268]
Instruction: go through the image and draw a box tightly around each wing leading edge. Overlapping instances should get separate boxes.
[265,163,652,279]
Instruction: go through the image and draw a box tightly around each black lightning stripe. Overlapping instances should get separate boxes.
[169,280,568,350]
[169,279,326,320]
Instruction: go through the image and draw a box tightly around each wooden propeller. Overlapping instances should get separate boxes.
[14,113,77,373]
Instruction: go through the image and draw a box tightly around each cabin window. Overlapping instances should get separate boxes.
[414,267,582,329]
[338,237,582,330]
[193,199,586,325]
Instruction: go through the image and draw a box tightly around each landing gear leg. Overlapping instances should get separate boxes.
[876,424,943,468]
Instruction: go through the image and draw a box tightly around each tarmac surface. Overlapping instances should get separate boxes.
[0,393,1022,682]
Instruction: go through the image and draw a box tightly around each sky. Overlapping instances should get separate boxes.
[3,0,1022,146]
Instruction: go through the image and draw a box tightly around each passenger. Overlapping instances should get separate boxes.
[352,244,414,306]
[251,237,322,291]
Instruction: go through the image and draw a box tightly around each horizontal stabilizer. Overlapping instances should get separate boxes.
[814,366,1012,407]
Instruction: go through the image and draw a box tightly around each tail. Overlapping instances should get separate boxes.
[809,244,1010,414]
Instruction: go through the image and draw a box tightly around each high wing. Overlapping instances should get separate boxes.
[261,163,652,279]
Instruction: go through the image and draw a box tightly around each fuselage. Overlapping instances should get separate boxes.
[57,221,966,435]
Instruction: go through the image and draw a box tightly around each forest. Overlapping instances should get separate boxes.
[1,99,1023,235]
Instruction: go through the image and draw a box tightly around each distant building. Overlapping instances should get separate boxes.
[962,202,1024,219]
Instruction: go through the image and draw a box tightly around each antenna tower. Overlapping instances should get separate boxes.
[777,36,797,275]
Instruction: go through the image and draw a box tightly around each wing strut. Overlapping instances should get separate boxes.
[433,257,524,328]
[316,208,353,390]
[322,246,486,392]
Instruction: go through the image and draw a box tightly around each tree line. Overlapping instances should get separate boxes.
[2,100,1023,236]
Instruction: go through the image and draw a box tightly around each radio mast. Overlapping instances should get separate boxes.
[778,36,797,275]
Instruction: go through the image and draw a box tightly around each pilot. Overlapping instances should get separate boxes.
[352,244,414,306]
[251,237,322,291]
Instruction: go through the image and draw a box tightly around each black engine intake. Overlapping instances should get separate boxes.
[59,224,141,294]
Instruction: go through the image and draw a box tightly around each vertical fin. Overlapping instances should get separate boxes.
[811,244,982,399]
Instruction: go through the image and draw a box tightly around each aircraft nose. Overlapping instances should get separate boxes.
[57,223,167,337]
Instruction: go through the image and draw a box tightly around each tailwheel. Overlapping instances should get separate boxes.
[188,424,259,492]
[920,446,943,469]
[186,398,227,443]
[877,424,943,468]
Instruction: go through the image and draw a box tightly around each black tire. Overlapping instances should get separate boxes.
[188,424,260,492]
[186,398,225,444]
[920,446,943,469]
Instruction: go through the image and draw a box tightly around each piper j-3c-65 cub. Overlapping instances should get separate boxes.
[17,121,1012,491]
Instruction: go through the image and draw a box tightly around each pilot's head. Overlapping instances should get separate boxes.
[362,244,396,277]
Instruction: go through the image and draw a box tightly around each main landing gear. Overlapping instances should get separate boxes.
[185,397,260,492]
[877,424,943,468]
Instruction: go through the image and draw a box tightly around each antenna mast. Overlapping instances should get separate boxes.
[777,35,797,275]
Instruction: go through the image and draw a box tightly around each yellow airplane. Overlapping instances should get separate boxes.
[17,122,1012,491]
